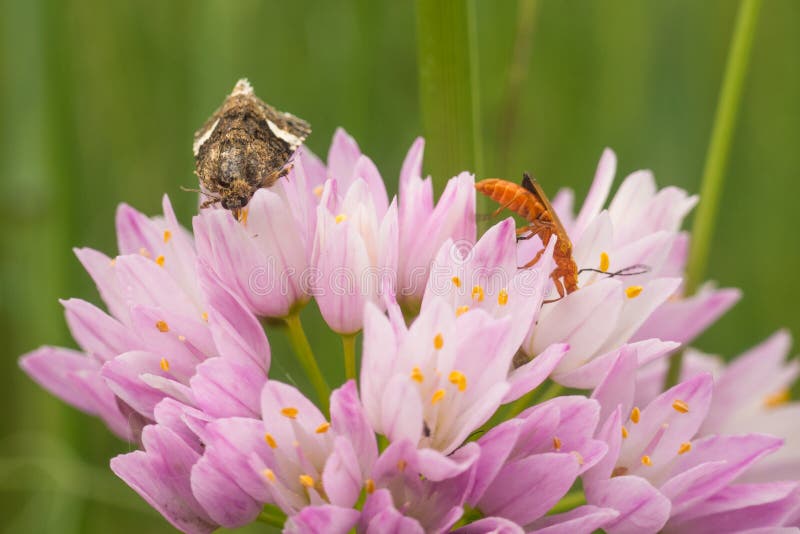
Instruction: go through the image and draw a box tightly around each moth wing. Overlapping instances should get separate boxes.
[521,173,570,242]
[260,103,311,152]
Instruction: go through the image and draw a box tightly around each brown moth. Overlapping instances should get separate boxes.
[192,79,311,217]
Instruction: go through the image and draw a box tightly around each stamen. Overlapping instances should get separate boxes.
[155,320,169,333]
[139,247,151,258]
[155,255,165,267]
[571,451,584,465]
[625,286,643,299]
[764,388,791,408]
[678,442,692,455]
[365,479,375,494]
[109,258,117,266]
[178,335,186,342]
[315,422,331,434]
[641,455,652,466]
[335,214,347,224]
[397,459,407,472]
[672,399,689,413]
[262,468,276,482]
[471,285,484,302]
[239,208,249,225]
[455,305,470,317]
[431,389,446,404]
[448,371,467,392]
[553,436,562,451]
[630,406,641,424]
[410,367,424,383]
[159,358,170,372]
[201,311,209,322]
[281,407,299,419]
[498,289,509,306]
[434,333,444,350]
[313,185,324,197]
[451,276,461,288]
[264,433,277,448]
[163,230,172,243]
[299,474,314,488]
[621,426,629,439]
[599,252,610,272]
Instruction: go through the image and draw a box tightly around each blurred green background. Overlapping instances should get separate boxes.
[1,0,798,532]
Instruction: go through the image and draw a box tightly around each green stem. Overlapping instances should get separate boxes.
[342,333,358,382]
[415,0,483,191]
[505,381,564,420]
[667,0,763,387]
[284,313,331,411]
[549,490,586,515]
[256,505,287,528]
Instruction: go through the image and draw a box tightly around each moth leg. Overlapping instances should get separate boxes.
[519,247,546,269]
[200,198,219,209]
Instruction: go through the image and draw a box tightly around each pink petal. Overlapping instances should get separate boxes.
[632,286,741,346]
[454,517,524,534]
[190,357,264,418]
[585,475,670,534]
[572,148,616,241]
[504,343,567,403]
[380,374,423,445]
[285,505,360,534]
[479,453,580,525]
[20,346,103,414]
[110,425,216,534]
[528,505,620,534]
[62,298,140,361]
[330,380,378,476]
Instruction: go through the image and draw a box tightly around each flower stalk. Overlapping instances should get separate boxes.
[341,333,358,381]
[667,0,763,387]
[284,313,330,411]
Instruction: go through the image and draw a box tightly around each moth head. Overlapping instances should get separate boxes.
[220,179,253,210]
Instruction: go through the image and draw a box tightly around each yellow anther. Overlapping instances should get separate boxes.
[764,388,791,408]
[599,252,610,273]
[471,285,484,302]
[335,213,347,224]
[678,442,692,455]
[315,422,331,434]
[155,255,165,267]
[451,276,461,288]
[313,185,324,197]
[139,247,151,258]
[281,407,299,419]
[431,389,446,404]
[448,371,467,392]
[264,433,277,448]
[163,230,172,243]
[397,459,407,472]
[571,451,585,465]
[262,468,276,482]
[239,208,249,225]
[498,289,509,306]
[159,358,170,372]
[156,320,169,333]
[625,286,644,299]
[641,455,652,466]
[410,367,424,383]
[365,479,375,494]
[672,399,689,414]
[455,305,470,317]
[553,436,562,451]
[178,335,186,342]
[434,333,444,350]
[630,406,641,424]
[299,474,314,488]
[109,258,117,266]
[201,311,209,322]
[621,426,629,439]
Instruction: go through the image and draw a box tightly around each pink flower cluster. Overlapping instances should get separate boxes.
[20,131,800,533]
